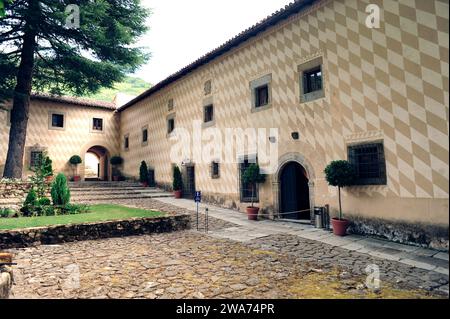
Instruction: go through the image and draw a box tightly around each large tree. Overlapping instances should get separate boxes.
[0,0,149,178]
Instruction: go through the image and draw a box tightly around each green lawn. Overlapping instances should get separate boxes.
[0,204,165,230]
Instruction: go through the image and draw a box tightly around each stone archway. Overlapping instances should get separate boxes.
[79,141,114,181]
[272,153,315,223]
[85,146,109,181]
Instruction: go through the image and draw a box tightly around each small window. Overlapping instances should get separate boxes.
[168,99,174,111]
[142,128,148,143]
[204,80,212,95]
[255,85,269,108]
[124,135,129,150]
[30,151,43,168]
[92,118,103,131]
[204,104,214,123]
[51,113,64,128]
[167,118,175,134]
[211,161,220,179]
[303,67,323,94]
[348,143,387,185]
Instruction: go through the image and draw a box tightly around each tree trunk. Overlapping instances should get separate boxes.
[338,186,342,220]
[3,2,38,179]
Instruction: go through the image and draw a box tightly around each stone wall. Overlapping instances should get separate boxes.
[0,214,191,249]
[349,217,449,252]
[0,181,33,210]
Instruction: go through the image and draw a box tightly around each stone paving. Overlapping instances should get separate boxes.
[5,196,449,299]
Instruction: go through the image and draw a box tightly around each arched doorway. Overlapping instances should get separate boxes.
[85,146,109,181]
[279,162,310,220]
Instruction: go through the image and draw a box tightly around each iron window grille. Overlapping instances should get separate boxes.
[348,143,387,185]
[303,66,323,94]
[204,104,214,123]
[51,114,64,128]
[254,85,269,108]
[92,118,103,131]
[30,151,43,168]
[211,161,220,179]
[239,157,259,203]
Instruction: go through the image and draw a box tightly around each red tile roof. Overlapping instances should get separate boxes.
[31,93,116,110]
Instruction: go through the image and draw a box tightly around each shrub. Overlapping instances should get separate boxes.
[69,155,82,165]
[242,164,266,207]
[324,160,356,220]
[37,197,51,206]
[0,208,15,218]
[21,188,38,217]
[172,165,182,191]
[51,173,71,207]
[110,156,123,166]
[139,161,149,184]
[42,155,53,177]
[63,204,90,215]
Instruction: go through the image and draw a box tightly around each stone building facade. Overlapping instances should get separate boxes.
[0,0,448,247]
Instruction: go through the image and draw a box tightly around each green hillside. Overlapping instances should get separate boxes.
[87,76,151,102]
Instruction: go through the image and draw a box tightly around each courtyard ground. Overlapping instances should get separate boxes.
[7,196,449,299]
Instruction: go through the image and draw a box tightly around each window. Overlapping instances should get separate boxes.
[167,118,175,134]
[92,118,103,131]
[204,104,214,123]
[303,67,322,94]
[142,128,148,144]
[239,156,259,203]
[204,80,212,95]
[211,161,220,179]
[348,143,387,185]
[30,151,43,168]
[124,135,129,150]
[51,113,64,128]
[168,99,174,111]
[299,57,325,103]
[255,85,269,108]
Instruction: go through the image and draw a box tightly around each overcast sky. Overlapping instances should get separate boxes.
[134,0,294,84]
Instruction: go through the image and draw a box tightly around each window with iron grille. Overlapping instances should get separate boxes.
[239,157,259,203]
[51,113,64,128]
[92,118,103,131]
[254,85,269,108]
[211,161,220,179]
[348,143,387,185]
[30,151,43,168]
[303,66,323,94]
[204,104,214,123]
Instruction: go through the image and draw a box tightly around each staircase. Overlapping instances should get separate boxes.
[69,181,174,203]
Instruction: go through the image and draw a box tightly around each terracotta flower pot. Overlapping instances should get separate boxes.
[45,176,53,182]
[246,206,259,221]
[331,218,350,236]
[174,190,182,199]
[141,181,149,187]
[73,176,81,182]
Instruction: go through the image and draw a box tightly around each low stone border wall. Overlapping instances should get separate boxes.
[0,214,191,249]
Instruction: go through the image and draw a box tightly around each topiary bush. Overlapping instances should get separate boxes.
[172,166,182,191]
[21,188,38,217]
[242,164,266,207]
[51,173,71,207]
[139,161,149,184]
[69,155,82,165]
[324,160,356,220]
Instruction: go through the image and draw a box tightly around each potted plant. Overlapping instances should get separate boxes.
[242,164,266,220]
[69,155,82,182]
[139,161,149,187]
[324,160,356,236]
[42,155,54,182]
[110,156,123,181]
[173,165,182,199]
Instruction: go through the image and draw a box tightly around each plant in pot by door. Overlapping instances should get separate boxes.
[42,155,54,182]
[110,156,123,181]
[242,164,266,221]
[324,160,356,236]
[69,155,82,182]
[173,165,182,199]
[139,161,149,187]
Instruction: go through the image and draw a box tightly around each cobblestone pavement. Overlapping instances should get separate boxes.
[7,198,448,299]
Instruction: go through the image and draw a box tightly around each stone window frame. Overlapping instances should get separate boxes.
[167,113,176,137]
[298,56,325,103]
[48,111,66,131]
[123,133,130,151]
[250,74,272,113]
[238,154,259,203]
[347,142,387,186]
[90,117,105,134]
[141,125,149,147]
[26,145,47,170]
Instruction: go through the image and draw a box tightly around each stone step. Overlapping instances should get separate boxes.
[71,193,174,202]
[68,182,143,188]
[69,190,165,196]
[69,187,160,193]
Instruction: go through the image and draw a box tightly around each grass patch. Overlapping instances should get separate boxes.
[0,204,165,230]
